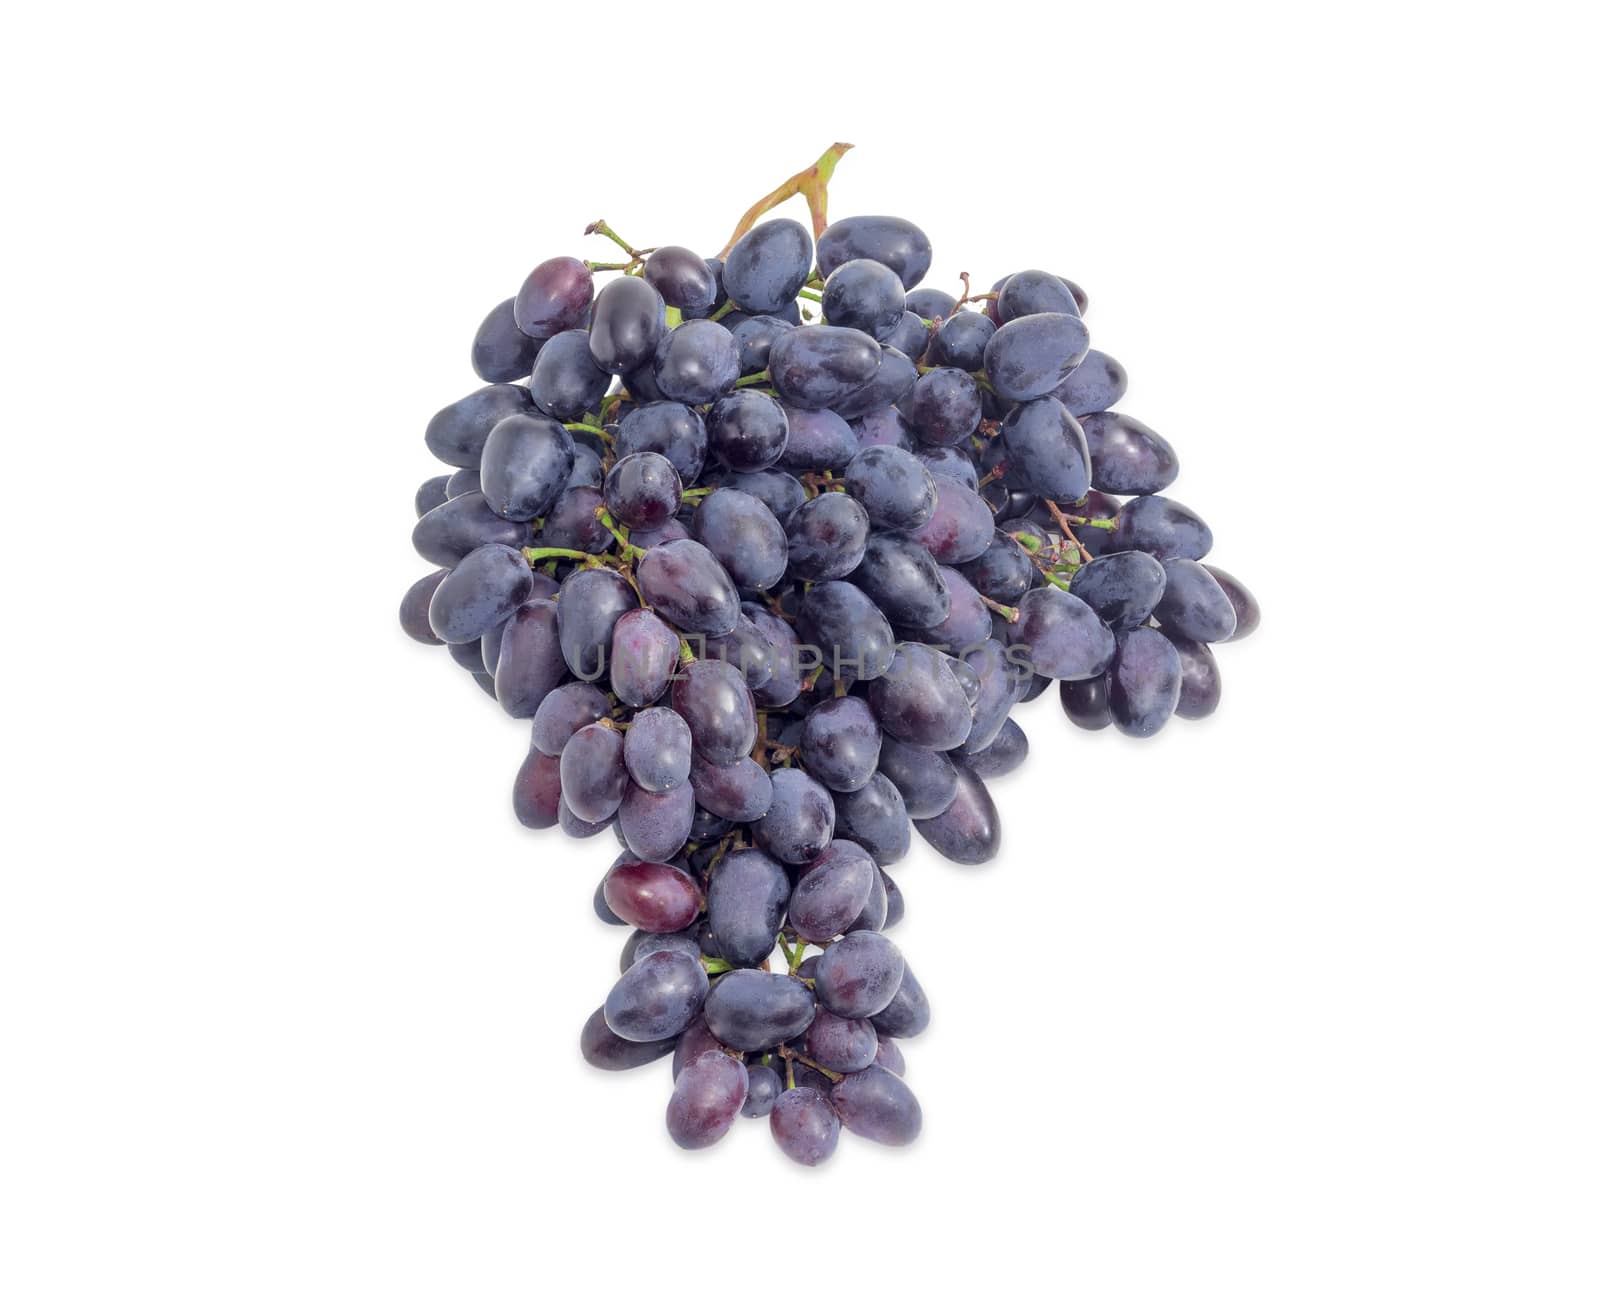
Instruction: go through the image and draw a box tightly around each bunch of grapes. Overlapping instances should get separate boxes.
[399,145,1260,1164]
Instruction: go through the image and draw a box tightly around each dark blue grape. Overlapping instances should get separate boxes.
[723,218,813,313]
[445,467,481,498]
[706,391,789,472]
[636,538,741,636]
[753,768,835,864]
[1080,412,1178,495]
[997,270,1082,321]
[907,476,994,564]
[910,367,982,446]
[1203,565,1260,640]
[870,964,929,1038]
[480,412,576,521]
[707,848,789,967]
[703,970,816,1050]
[619,780,695,862]
[822,259,906,341]
[730,314,795,373]
[529,329,611,421]
[1003,398,1091,502]
[1011,586,1116,680]
[580,1006,677,1071]
[883,311,930,360]
[789,840,877,941]
[745,606,804,708]
[983,313,1090,403]
[399,569,448,645]
[931,310,995,371]
[689,753,774,822]
[642,245,718,312]
[603,608,676,708]
[556,567,635,681]
[1153,558,1237,641]
[671,658,756,764]
[703,613,777,690]
[671,1017,720,1078]
[813,931,904,1019]
[512,748,562,829]
[427,543,534,644]
[816,215,932,289]
[1172,636,1222,719]
[958,638,1026,753]
[832,348,918,420]
[914,764,1000,864]
[785,494,870,582]
[623,705,693,792]
[804,1006,878,1073]
[415,475,451,518]
[843,445,938,530]
[560,722,627,823]
[652,320,739,406]
[796,581,895,680]
[514,256,593,337]
[904,287,956,320]
[768,327,883,410]
[849,534,950,628]
[770,1087,841,1165]
[1053,349,1128,416]
[953,716,1027,778]
[616,401,707,485]
[874,1033,906,1075]
[721,468,807,522]
[1108,494,1213,561]
[800,697,882,793]
[560,799,611,837]
[588,276,666,373]
[530,681,610,755]
[1069,550,1167,630]
[874,736,958,819]
[776,405,857,473]
[852,407,918,451]
[832,773,910,865]
[866,644,972,750]
[743,1063,783,1118]
[1059,675,1111,730]
[424,383,537,468]
[603,451,681,531]
[534,486,612,554]
[667,1051,749,1150]
[959,531,1035,605]
[494,600,565,716]
[1107,627,1182,737]
[472,297,542,383]
[831,1064,921,1145]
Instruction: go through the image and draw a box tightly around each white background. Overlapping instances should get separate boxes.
[3,2,1597,1309]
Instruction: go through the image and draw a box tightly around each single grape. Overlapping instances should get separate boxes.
[816,215,932,289]
[706,848,790,968]
[1059,675,1112,730]
[776,404,858,473]
[479,412,576,521]
[671,1017,720,1078]
[753,768,835,865]
[642,245,718,312]
[958,638,1027,753]
[1171,635,1222,719]
[914,764,1001,864]
[799,697,882,793]
[618,780,696,862]
[530,680,610,755]
[874,736,959,819]
[556,567,636,681]
[1053,349,1128,416]
[789,839,877,941]
[615,401,708,484]
[425,383,537,468]
[1107,627,1182,737]
[997,269,1082,321]
[636,538,741,636]
[588,275,667,373]
[843,445,938,531]
[415,474,452,518]
[770,1087,841,1166]
[604,948,709,1043]
[533,486,612,555]
[472,297,542,383]
[744,606,805,708]
[561,722,628,823]
[689,753,774,822]
[651,320,740,405]
[832,774,911,865]
[511,748,562,829]
[742,1062,784,1117]
[720,468,807,523]
[399,569,448,645]
[671,659,756,765]
[529,329,612,421]
[667,1051,749,1150]
[796,581,896,680]
[804,1007,879,1073]
[427,543,536,644]
[513,256,593,337]
[867,643,974,751]
[904,286,956,320]
[831,1065,922,1146]
[930,310,995,371]
[1107,494,1214,561]
[785,493,871,582]
[603,451,682,531]
[883,310,930,360]
[609,608,680,707]
[623,705,693,793]
[959,531,1034,606]
[849,534,951,628]
[1003,397,1092,502]
[982,312,1090,403]
[1080,412,1178,495]
[952,716,1028,778]
[1201,565,1260,641]
[580,1006,677,1071]
[853,407,918,452]
[768,326,883,410]
[909,367,982,446]
[1011,587,1117,680]
[723,218,813,313]
[703,613,777,690]
[821,258,906,341]
[704,970,817,1050]
[604,858,703,933]
[907,476,994,565]
[730,315,795,373]
[445,467,481,498]
[1152,558,1237,642]
[874,1034,906,1076]
[832,348,918,421]
[692,489,788,590]
[706,390,789,472]
[870,964,929,1038]
[1069,550,1168,630]
[813,931,905,1019]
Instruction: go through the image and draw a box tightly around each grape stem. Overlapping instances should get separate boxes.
[584,219,653,261]
[734,370,770,388]
[521,546,609,570]
[700,956,734,976]
[777,1045,841,1082]
[717,142,855,258]
[979,595,1020,623]
[565,422,610,441]
[796,288,823,304]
